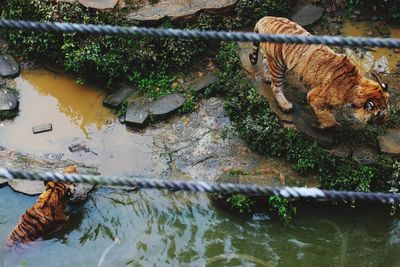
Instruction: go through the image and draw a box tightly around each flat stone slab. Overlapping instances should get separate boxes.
[33,123,53,134]
[103,85,136,109]
[291,4,324,26]
[125,97,150,127]
[126,0,237,22]
[70,184,94,203]
[190,72,218,92]
[79,0,118,9]
[149,92,186,117]
[0,178,8,186]
[8,180,45,196]
[378,129,400,154]
[0,88,18,111]
[0,54,20,78]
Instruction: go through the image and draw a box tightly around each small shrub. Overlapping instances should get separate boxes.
[226,194,255,214]
[268,196,296,224]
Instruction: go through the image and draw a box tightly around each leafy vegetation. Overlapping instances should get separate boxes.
[226,194,255,214]
[268,196,297,224]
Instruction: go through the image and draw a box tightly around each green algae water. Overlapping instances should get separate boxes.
[1,186,400,267]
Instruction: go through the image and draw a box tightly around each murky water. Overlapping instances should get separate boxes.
[342,20,400,73]
[0,69,166,176]
[0,186,399,267]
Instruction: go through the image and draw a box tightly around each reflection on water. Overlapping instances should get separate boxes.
[0,69,166,176]
[22,70,113,136]
[342,20,400,73]
[1,187,400,267]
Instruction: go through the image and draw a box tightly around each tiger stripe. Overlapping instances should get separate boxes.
[249,16,389,128]
[5,166,77,251]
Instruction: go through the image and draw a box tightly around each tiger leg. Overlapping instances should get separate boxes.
[268,56,293,112]
[307,87,337,129]
[262,56,271,82]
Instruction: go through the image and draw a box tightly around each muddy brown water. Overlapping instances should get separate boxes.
[342,20,400,73]
[0,69,166,177]
[1,21,400,266]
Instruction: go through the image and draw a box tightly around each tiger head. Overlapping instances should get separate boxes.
[348,75,389,125]
[43,181,74,201]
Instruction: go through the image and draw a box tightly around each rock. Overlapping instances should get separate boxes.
[189,72,218,93]
[0,54,20,78]
[328,23,339,35]
[394,48,400,54]
[378,129,400,154]
[125,97,149,127]
[70,184,94,203]
[126,0,237,22]
[103,85,136,109]
[291,5,324,26]
[149,92,185,118]
[0,178,8,186]
[79,0,118,9]
[32,123,53,134]
[0,88,18,111]
[8,180,45,196]
[352,146,378,165]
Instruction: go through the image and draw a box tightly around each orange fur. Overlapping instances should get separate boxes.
[249,16,389,128]
[6,166,77,250]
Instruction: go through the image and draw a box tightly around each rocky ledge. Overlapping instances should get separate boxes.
[126,0,237,22]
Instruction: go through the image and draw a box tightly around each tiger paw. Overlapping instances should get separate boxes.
[280,102,293,113]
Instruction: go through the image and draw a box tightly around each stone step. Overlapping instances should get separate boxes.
[103,85,136,109]
[291,4,324,26]
[0,54,20,78]
[149,92,186,118]
[190,72,218,93]
[125,97,150,127]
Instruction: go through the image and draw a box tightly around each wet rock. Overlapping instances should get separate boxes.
[103,85,136,109]
[149,92,185,118]
[8,180,45,196]
[0,178,8,186]
[291,5,324,26]
[238,42,335,146]
[0,88,18,111]
[0,55,20,78]
[125,97,149,127]
[189,72,218,93]
[352,146,378,165]
[70,184,94,203]
[126,0,237,22]
[32,123,53,134]
[79,0,118,9]
[378,129,400,154]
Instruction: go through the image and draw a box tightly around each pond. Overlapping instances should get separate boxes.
[0,187,399,267]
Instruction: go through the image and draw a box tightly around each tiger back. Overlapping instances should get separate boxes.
[5,166,77,250]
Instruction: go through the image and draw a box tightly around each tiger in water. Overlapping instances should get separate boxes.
[6,166,77,250]
[249,16,389,129]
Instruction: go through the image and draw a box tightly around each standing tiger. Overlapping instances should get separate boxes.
[249,16,389,129]
[6,166,77,250]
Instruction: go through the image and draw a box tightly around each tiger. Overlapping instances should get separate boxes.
[5,166,77,250]
[249,16,389,129]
